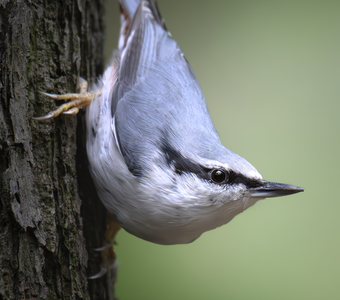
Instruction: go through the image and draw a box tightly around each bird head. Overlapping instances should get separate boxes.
[135,137,304,243]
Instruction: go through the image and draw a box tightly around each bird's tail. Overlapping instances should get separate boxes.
[118,0,167,50]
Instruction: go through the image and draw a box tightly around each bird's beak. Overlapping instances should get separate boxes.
[249,180,304,198]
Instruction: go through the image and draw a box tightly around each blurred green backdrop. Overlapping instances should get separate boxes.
[102,0,340,299]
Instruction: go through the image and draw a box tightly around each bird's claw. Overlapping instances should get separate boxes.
[88,243,116,280]
[88,266,107,280]
[33,77,101,121]
[88,213,121,280]
[93,243,112,252]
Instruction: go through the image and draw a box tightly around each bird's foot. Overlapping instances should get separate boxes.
[33,77,101,121]
[88,213,121,280]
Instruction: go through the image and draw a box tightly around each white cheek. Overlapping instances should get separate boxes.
[174,175,212,205]
[139,162,211,207]
[219,184,247,202]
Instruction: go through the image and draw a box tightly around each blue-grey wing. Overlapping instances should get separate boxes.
[113,0,168,113]
[114,1,220,176]
[118,0,166,52]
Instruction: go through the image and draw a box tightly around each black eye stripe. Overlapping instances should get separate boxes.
[160,139,263,188]
[162,145,209,180]
[228,171,263,188]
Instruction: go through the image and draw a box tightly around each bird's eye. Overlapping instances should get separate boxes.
[211,169,228,183]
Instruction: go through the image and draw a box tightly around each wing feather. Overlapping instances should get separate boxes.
[113,0,219,176]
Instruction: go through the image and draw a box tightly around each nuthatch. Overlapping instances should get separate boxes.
[34,0,303,276]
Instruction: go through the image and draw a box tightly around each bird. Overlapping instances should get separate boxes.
[34,0,304,277]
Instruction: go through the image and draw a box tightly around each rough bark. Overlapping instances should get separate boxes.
[0,0,115,299]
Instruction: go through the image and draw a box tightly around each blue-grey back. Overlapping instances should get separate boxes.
[113,1,221,175]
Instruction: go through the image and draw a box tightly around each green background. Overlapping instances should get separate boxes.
[103,0,340,299]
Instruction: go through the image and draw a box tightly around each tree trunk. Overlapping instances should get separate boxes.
[0,0,116,299]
